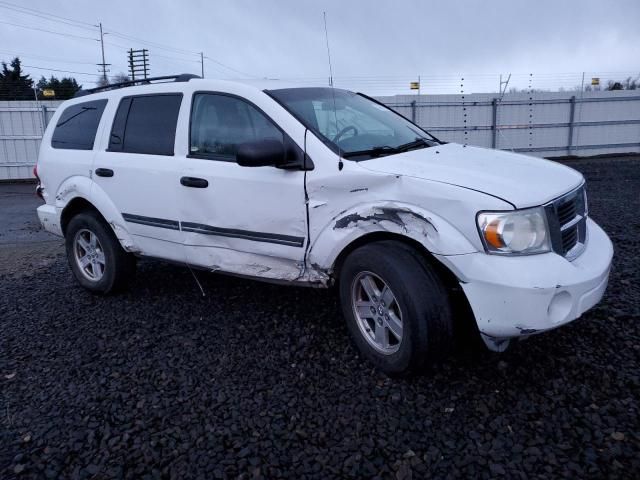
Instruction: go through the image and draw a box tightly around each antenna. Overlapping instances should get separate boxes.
[323,12,343,171]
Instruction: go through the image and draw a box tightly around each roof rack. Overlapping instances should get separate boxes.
[74,73,200,98]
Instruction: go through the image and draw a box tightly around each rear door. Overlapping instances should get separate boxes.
[92,93,186,262]
[177,91,308,281]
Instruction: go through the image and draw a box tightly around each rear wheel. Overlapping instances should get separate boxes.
[65,211,135,294]
[339,241,452,375]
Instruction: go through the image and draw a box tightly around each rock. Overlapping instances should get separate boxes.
[611,432,625,441]
[1,158,639,479]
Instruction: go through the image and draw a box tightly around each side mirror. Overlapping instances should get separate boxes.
[236,139,285,167]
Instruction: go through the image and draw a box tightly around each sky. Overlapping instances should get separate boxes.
[1,0,639,95]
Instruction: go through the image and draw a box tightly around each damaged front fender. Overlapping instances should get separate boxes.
[307,201,478,274]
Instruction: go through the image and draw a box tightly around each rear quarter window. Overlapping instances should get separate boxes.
[51,99,108,150]
[108,94,182,156]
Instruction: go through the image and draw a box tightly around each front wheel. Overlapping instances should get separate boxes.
[339,241,452,375]
[65,211,136,294]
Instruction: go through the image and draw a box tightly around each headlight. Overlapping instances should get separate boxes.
[477,207,551,255]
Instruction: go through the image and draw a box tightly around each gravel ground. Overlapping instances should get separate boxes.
[1,156,639,479]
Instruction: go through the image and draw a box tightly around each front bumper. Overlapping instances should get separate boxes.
[436,218,613,345]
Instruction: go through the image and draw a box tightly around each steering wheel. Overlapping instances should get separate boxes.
[332,125,358,143]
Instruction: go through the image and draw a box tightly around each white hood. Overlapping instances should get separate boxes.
[358,143,584,208]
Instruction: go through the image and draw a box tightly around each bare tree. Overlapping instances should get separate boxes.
[111,73,130,84]
[606,76,639,91]
[96,76,109,87]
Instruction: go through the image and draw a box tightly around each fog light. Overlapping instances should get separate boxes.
[548,291,572,324]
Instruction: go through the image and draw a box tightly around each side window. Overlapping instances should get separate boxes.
[190,93,283,160]
[108,94,182,156]
[51,99,107,150]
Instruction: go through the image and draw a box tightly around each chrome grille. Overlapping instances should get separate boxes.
[545,185,587,260]
[557,200,577,225]
[562,225,579,253]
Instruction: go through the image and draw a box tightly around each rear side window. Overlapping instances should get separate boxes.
[51,99,107,150]
[108,94,182,156]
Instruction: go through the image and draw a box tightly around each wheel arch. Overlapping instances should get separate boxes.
[332,231,459,292]
[55,178,139,253]
[331,231,480,345]
[60,197,101,235]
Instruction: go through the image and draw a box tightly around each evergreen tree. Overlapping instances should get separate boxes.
[36,75,82,99]
[0,57,34,100]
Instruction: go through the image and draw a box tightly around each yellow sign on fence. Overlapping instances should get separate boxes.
[410,81,420,90]
[42,89,55,97]
[591,78,600,86]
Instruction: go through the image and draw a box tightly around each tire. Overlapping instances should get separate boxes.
[339,240,452,375]
[65,210,136,294]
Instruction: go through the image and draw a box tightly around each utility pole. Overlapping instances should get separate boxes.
[98,22,111,85]
[200,52,204,78]
[499,74,511,96]
[128,49,150,80]
[97,22,110,84]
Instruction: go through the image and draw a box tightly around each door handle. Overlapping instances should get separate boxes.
[180,176,209,188]
[95,168,114,177]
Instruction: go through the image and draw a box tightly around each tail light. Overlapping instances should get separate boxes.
[34,165,44,199]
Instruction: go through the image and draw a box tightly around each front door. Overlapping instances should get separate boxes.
[178,92,307,281]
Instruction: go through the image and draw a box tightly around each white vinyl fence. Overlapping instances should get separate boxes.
[1,91,639,180]
[0,100,60,180]
[378,90,640,158]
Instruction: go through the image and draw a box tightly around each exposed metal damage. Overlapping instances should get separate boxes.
[55,184,76,202]
[109,221,141,253]
[333,206,438,235]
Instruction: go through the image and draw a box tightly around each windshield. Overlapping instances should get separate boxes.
[266,87,439,160]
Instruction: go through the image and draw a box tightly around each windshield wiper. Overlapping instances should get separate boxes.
[342,145,398,159]
[394,137,432,153]
[342,138,433,159]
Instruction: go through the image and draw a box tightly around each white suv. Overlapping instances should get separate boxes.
[35,75,613,374]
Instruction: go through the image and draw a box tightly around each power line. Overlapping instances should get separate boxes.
[105,31,256,78]
[105,44,199,65]
[152,53,201,64]
[22,65,101,77]
[0,2,96,31]
[0,20,98,42]
[204,56,255,78]
[103,40,135,51]
[0,0,95,28]
[106,30,200,56]
[0,0,255,80]
[0,50,97,65]
[102,41,224,77]
[103,41,202,76]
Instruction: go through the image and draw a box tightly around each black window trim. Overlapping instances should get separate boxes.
[187,90,297,163]
[51,98,108,151]
[106,92,184,157]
